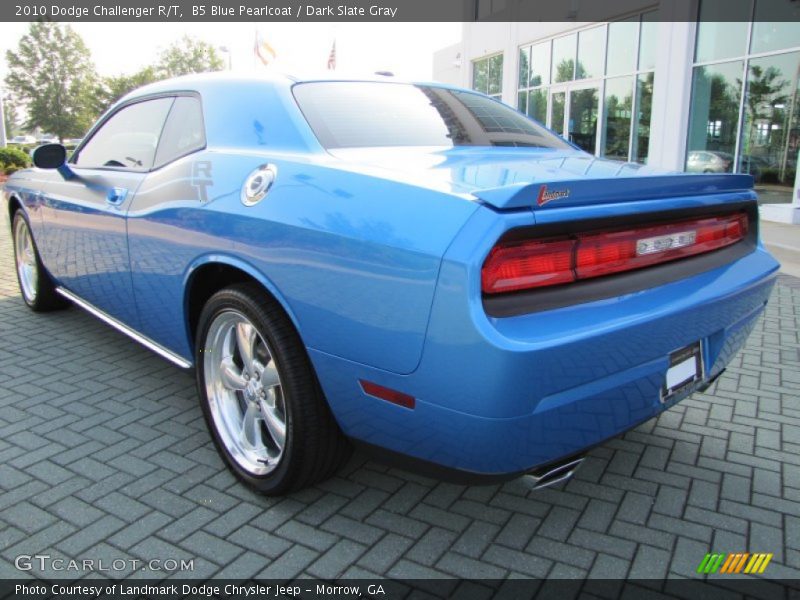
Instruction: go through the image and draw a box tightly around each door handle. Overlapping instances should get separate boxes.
[106,187,128,205]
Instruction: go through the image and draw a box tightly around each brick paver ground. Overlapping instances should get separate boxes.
[1,212,798,581]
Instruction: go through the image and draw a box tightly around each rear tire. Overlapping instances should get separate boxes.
[11,211,68,312]
[195,283,351,495]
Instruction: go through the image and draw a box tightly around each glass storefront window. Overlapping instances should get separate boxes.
[577,26,605,80]
[472,59,488,94]
[517,11,654,162]
[638,11,658,71]
[695,22,749,63]
[607,18,638,76]
[552,34,577,83]
[528,89,548,124]
[530,42,551,87]
[473,54,504,99]
[695,0,750,63]
[688,1,800,203]
[602,76,633,161]
[569,87,600,152]
[551,91,566,135]
[751,1,800,54]
[488,54,503,96]
[518,47,530,90]
[633,72,654,164]
[687,61,744,170]
[751,23,800,55]
[739,51,799,191]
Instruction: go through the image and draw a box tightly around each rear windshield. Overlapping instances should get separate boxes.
[293,81,571,150]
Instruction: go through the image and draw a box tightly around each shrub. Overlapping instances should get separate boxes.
[0,146,31,169]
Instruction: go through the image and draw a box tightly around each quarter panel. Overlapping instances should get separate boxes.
[127,151,478,373]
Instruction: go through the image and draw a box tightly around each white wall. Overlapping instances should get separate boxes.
[432,42,464,86]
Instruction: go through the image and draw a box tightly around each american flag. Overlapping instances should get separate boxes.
[327,40,336,70]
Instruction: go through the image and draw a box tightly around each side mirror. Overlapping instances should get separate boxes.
[32,143,67,169]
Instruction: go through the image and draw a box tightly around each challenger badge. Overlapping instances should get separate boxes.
[537,185,570,206]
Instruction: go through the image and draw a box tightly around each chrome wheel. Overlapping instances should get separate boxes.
[14,217,38,303]
[203,310,286,476]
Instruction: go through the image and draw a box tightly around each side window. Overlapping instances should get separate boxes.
[154,96,206,167]
[74,97,174,171]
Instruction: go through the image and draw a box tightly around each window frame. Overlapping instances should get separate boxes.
[70,91,207,174]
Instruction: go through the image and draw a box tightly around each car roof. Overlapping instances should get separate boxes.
[121,70,456,103]
[130,71,378,92]
[107,71,469,155]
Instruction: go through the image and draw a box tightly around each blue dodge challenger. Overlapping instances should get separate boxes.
[3,73,779,494]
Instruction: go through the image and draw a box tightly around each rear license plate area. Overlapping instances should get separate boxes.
[661,341,704,402]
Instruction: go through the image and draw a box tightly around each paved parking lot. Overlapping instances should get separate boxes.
[0,216,799,582]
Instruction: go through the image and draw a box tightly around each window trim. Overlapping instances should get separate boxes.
[70,90,207,174]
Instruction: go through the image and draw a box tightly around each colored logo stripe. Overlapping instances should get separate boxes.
[720,553,749,573]
[744,553,773,574]
[698,553,773,575]
[697,553,725,574]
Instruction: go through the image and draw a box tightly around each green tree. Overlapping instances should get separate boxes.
[5,22,98,142]
[93,36,224,113]
[555,59,575,83]
[155,36,224,79]
[96,66,158,110]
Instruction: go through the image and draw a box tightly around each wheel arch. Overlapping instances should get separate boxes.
[6,193,23,224]
[183,255,304,355]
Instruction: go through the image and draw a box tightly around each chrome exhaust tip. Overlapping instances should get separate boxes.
[525,455,585,490]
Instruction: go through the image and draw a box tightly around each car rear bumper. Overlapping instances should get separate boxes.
[310,246,779,477]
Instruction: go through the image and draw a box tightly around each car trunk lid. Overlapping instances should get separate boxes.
[329,147,755,211]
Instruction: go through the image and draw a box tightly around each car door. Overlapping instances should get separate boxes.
[125,95,209,357]
[38,96,175,328]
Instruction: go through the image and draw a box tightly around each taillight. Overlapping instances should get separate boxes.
[482,213,748,295]
[482,238,575,293]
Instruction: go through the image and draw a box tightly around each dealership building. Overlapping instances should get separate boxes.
[433,0,799,223]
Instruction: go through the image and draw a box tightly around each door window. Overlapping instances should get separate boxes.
[569,87,599,153]
[551,91,566,135]
[74,97,174,171]
[602,77,633,161]
[154,96,206,167]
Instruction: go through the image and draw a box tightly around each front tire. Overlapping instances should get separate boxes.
[11,211,67,312]
[196,283,351,495]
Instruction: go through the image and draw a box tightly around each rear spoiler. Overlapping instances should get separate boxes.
[471,173,755,211]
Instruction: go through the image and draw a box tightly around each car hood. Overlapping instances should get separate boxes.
[329,147,755,210]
